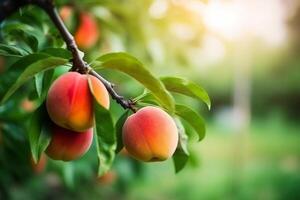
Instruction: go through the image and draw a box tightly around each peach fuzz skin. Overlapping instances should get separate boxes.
[46,72,109,132]
[74,13,99,49]
[46,125,93,161]
[122,106,178,162]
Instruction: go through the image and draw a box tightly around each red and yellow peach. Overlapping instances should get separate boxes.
[46,72,109,132]
[46,124,93,161]
[122,106,178,162]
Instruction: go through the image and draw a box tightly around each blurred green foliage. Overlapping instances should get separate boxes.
[0,0,300,199]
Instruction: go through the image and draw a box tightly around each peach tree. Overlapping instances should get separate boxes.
[0,0,210,179]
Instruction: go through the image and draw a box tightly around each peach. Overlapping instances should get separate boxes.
[122,106,178,162]
[46,124,93,161]
[46,72,109,132]
[74,13,99,49]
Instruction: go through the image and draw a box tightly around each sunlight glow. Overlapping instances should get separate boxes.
[203,1,242,40]
[202,0,287,45]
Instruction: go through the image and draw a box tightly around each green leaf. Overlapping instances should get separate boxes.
[173,150,189,173]
[42,69,54,92]
[34,69,54,99]
[0,43,29,57]
[115,110,130,153]
[34,72,43,98]
[175,104,206,141]
[92,52,175,113]
[8,53,50,71]
[175,118,189,155]
[161,77,211,110]
[40,48,72,59]
[28,104,51,163]
[1,22,45,51]
[1,56,68,104]
[88,78,116,176]
[52,65,71,81]
[173,118,190,173]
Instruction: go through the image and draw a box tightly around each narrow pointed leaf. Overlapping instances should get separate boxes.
[175,104,206,141]
[40,48,72,59]
[88,78,116,176]
[1,56,68,104]
[92,52,175,113]
[115,110,130,153]
[173,150,189,173]
[34,69,54,100]
[34,72,44,98]
[28,104,51,163]
[161,77,211,110]
[0,43,29,57]
[173,118,189,173]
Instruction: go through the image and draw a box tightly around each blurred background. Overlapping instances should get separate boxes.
[0,0,300,199]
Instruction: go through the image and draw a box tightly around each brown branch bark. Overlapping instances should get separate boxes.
[0,0,136,112]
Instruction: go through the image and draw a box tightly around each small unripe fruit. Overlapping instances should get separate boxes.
[46,125,93,161]
[97,170,117,185]
[21,98,36,112]
[30,153,47,174]
[122,106,178,162]
[46,72,109,132]
[59,6,73,22]
[75,13,99,49]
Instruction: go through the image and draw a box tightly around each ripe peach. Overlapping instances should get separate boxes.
[46,72,109,132]
[122,106,178,162]
[74,13,99,49]
[46,124,93,161]
[31,153,47,174]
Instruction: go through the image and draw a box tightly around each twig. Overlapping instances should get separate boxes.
[0,0,136,112]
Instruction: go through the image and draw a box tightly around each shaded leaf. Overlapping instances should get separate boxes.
[161,77,211,110]
[115,110,130,153]
[1,22,45,51]
[28,104,51,163]
[40,48,72,59]
[42,69,54,92]
[1,56,68,104]
[88,78,116,176]
[34,69,54,99]
[92,52,175,113]
[34,72,43,98]
[0,43,29,57]
[175,117,189,155]
[173,118,189,173]
[8,53,50,71]
[173,150,189,173]
[175,104,206,141]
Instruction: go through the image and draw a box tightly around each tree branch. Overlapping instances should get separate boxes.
[0,0,136,112]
